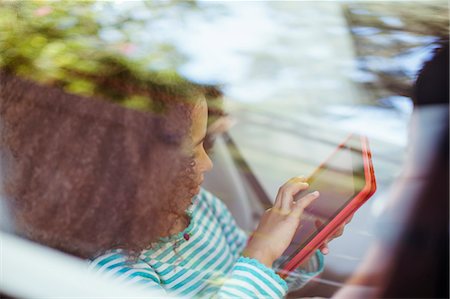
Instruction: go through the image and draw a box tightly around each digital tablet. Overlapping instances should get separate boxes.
[277,134,376,277]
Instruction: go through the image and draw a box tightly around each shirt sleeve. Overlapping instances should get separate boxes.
[199,189,288,298]
[202,188,324,292]
[199,257,288,299]
[200,188,249,257]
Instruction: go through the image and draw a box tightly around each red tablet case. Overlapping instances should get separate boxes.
[278,135,376,278]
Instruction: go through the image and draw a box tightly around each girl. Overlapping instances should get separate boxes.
[1,72,339,298]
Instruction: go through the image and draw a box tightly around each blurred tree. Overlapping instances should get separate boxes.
[0,0,223,116]
[343,2,449,102]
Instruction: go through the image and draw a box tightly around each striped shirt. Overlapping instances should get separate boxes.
[90,188,323,298]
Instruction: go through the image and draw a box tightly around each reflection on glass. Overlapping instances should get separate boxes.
[284,137,367,257]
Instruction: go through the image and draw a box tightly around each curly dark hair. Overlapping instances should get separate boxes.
[0,71,204,259]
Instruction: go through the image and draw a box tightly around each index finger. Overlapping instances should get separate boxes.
[273,177,308,209]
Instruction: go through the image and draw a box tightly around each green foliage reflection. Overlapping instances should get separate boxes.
[0,0,221,113]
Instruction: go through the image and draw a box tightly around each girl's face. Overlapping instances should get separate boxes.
[190,98,213,193]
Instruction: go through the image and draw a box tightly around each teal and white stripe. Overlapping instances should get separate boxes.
[90,189,323,298]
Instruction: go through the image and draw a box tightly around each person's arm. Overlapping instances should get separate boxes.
[201,189,288,298]
[203,178,323,295]
[199,256,289,298]
[203,179,319,268]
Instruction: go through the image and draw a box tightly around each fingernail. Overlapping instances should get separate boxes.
[322,248,329,255]
[312,191,319,196]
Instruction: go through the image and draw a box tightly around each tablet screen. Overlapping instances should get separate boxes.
[282,138,367,258]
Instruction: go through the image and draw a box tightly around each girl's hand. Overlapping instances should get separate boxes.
[243,177,319,267]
